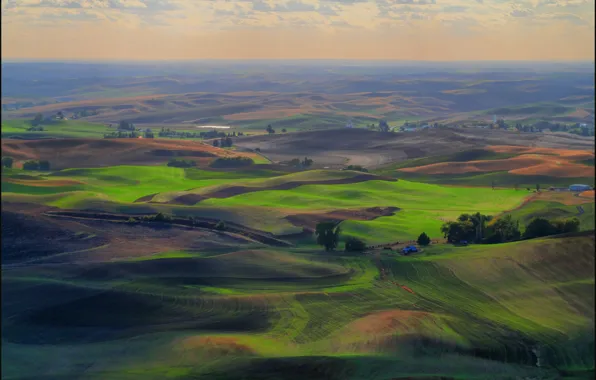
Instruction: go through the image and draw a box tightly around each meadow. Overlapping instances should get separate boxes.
[2,230,593,379]
[2,166,532,242]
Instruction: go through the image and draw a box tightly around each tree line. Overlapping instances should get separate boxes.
[287,157,314,168]
[441,212,581,244]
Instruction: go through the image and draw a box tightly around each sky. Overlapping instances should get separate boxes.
[1,0,594,61]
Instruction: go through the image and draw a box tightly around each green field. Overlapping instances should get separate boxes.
[1,119,112,139]
[2,233,593,379]
[2,157,594,380]
[2,166,531,241]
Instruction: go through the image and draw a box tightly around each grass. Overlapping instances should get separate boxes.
[503,200,595,232]
[1,118,111,139]
[200,179,528,242]
[2,233,593,379]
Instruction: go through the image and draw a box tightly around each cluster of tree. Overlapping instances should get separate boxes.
[167,159,196,168]
[22,160,50,171]
[104,131,141,138]
[1,156,14,169]
[441,213,520,245]
[264,125,287,134]
[72,109,98,119]
[441,212,581,245]
[315,222,436,253]
[31,113,45,126]
[523,217,580,239]
[27,125,44,131]
[210,156,254,168]
[157,128,242,139]
[315,222,342,251]
[118,121,137,131]
[314,222,367,253]
[213,137,233,148]
[127,212,172,224]
[288,157,314,168]
[345,165,368,172]
[508,121,594,137]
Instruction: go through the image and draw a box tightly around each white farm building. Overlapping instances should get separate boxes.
[569,184,592,192]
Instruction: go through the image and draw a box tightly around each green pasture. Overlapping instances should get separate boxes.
[200,179,528,242]
[502,200,595,231]
[1,118,111,139]
[2,166,534,242]
[2,234,593,379]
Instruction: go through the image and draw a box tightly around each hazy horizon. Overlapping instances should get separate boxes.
[2,1,595,61]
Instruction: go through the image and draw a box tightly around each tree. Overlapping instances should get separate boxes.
[514,183,519,191]
[315,221,341,251]
[213,139,219,147]
[417,232,431,246]
[441,220,475,243]
[289,158,301,167]
[38,160,50,171]
[535,183,541,192]
[118,120,134,131]
[552,217,580,234]
[32,113,43,126]
[484,215,520,243]
[266,125,275,134]
[491,181,495,190]
[302,157,313,167]
[215,220,226,231]
[1,156,14,169]
[378,120,390,133]
[225,137,233,147]
[345,236,367,252]
[468,212,493,243]
[282,128,287,133]
[523,218,556,239]
[22,160,40,170]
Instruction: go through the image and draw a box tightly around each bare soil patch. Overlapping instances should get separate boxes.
[235,128,594,169]
[344,310,433,336]
[2,138,252,169]
[400,152,594,178]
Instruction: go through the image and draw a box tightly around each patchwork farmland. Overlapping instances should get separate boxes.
[2,61,594,380]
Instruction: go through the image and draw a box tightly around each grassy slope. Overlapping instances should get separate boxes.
[2,234,593,379]
[200,180,528,243]
[503,200,595,232]
[2,166,530,241]
[1,118,111,139]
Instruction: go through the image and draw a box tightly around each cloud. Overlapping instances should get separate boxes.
[443,5,468,12]
[510,8,533,17]
[549,12,586,24]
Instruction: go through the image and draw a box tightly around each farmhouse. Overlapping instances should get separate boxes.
[569,184,592,192]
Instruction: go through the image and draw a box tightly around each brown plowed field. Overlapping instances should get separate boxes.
[343,310,434,336]
[399,146,594,178]
[1,138,254,169]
